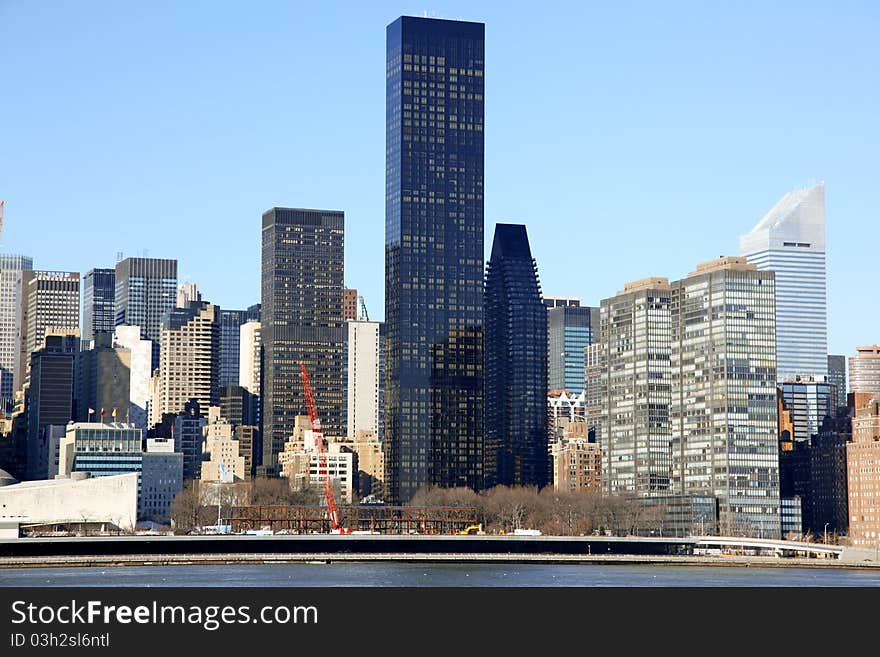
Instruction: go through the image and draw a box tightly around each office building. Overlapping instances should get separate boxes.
[740,182,827,380]
[670,257,780,537]
[141,438,184,522]
[278,415,355,503]
[847,396,880,547]
[155,299,221,419]
[20,270,80,386]
[484,223,548,488]
[779,375,833,444]
[261,207,345,474]
[547,301,599,394]
[172,399,208,480]
[0,254,33,405]
[597,277,672,496]
[827,354,847,411]
[849,346,880,395]
[340,429,384,499]
[114,257,177,369]
[25,334,78,480]
[112,325,152,429]
[82,268,115,345]
[201,407,247,482]
[345,319,383,439]
[385,16,486,502]
[219,305,260,388]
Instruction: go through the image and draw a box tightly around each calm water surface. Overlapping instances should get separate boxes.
[2,563,879,587]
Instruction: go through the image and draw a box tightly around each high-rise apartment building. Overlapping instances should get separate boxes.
[385,16,486,502]
[261,207,345,474]
[82,268,116,345]
[740,182,827,380]
[155,299,221,419]
[847,397,880,547]
[547,301,599,394]
[827,354,847,411]
[597,277,672,496]
[0,254,33,406]
[20,270,80,388]
[114,257,177,369]
[219,305,260,389]
[849,346,880,395]
[484,224,548,489]
[670,257,780,537]
[345,319,383,439]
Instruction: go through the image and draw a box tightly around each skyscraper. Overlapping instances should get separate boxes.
[484,224,548,489]
[155,299,221,419]
[385,16,485,502]
[114,257,178,370]
[239,319,262,396]
[670,257,780,537]
[82,268,116,345]
[20,270,80,388]
[740,182,827,380]
[827,354,847,411]
[261,207,345,474]
[547,301,599,394]
[0,254,32,407]
[597,277,673,496]
[345,319,383,439]
[219,305,260,388]
[849,346,880,395]
[779,375,833,444]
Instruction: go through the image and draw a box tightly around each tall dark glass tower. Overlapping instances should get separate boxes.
[82,268,116,344]
[385,16,485,503]
[262,208,344,474]
[484,224,548,489]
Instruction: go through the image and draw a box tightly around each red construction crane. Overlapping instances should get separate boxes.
[300,362,349,533]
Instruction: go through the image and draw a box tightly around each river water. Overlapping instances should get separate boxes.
[2,563,879,587]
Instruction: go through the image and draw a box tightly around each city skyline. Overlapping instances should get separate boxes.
[2,2,877,359]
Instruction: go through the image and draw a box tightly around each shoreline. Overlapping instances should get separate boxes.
[2,552,877,570]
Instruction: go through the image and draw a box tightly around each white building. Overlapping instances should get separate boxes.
[345,320,382,438]
[0,254,32,403]
[239,320,261,395]
[740,182,827,380]
[0,472,139,532]
[113,325,153,429]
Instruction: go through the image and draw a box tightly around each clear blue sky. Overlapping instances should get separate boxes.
[1,1,877,357]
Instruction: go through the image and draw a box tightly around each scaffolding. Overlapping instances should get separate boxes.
[224,505,480,535]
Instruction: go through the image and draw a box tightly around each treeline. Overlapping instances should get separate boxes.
[409,486,667,537]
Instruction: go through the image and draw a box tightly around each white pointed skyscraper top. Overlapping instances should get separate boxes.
[740,182,828,381]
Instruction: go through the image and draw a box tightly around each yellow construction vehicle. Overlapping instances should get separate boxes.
[459,524,482,535]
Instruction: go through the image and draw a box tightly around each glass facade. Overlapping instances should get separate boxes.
[82,268,116,344]
[547,304,598,394]
[670,260,780,538]
[385,16,485,503]
[261,207,344,474]
[827,354,846,411]
[598,279,672,496]
[484,224,548,489]
[740,183,827,381]
[780,376,833,444]
[114,257,178,370]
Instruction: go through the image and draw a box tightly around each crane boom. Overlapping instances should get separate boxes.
[300,362,343,532]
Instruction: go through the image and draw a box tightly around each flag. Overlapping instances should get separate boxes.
[88,408,95,415]
[100,408,106,417]
[112,408,117,419]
